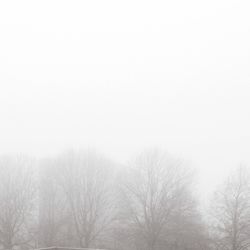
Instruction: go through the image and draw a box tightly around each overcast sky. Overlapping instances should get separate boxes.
[0,0,249,197]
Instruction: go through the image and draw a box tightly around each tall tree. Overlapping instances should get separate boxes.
[166,188,209,250]
[56,150,116,248]
[211,167,250,250]
[0,155,36,250]
[38,158,68,247]
[118,149,196,250]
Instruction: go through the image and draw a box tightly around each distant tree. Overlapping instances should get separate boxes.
[0,155,36,250]
[56,150,116,248]
[38,158,69,247]
[166,188,210,250]
[211,167,250,250]
[117,149,198,250]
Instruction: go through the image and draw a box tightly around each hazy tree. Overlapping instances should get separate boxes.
[165,188,210,250]
[211,167,250,250]
[118,149,196,250]
[0,155,36,250]
[38,158,69,247]
[56,150,116,248]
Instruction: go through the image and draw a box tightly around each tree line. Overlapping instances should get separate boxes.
[0,149,249,250]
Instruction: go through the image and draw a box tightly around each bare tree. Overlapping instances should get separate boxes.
[211,166,250,250]
[166,188,210,250]
[38,158,68,247]
[0,155,36,250]
[56,150,116,248]
[118,149,195,250]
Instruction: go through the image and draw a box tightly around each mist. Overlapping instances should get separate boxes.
[0,1,250,249]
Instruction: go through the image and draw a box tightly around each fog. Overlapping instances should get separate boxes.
[0,0,250,200]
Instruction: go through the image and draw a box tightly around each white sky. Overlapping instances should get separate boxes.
[0,0,249,197]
